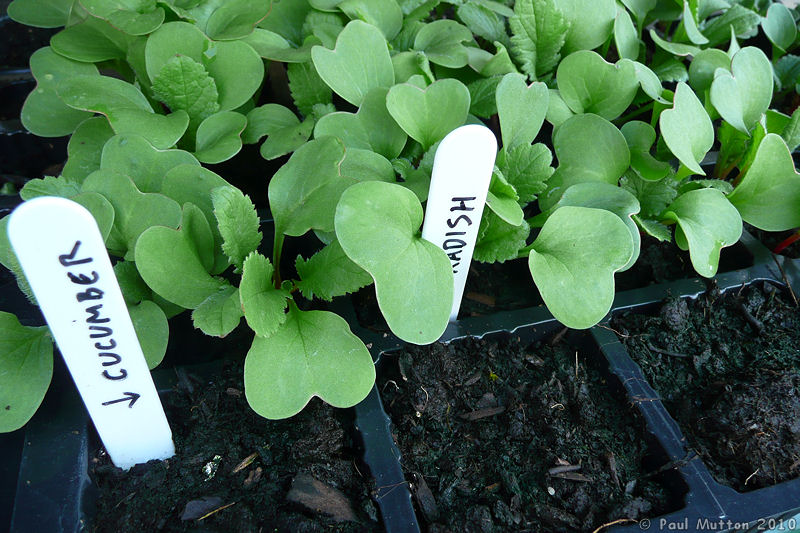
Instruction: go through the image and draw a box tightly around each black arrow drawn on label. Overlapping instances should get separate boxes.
[101,392,140,408]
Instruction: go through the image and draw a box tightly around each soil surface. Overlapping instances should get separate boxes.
[747,224,800,259]
[611,281,800,492]
[91,359,380,533]
[0,16,56,69]
[381,333,677,532]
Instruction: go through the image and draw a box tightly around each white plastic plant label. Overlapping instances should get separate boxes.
[7,196,174,470]
[422,125,498,322]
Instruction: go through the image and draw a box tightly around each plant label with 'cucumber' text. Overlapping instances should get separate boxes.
[422,125,498,322]
[7,197,174,470]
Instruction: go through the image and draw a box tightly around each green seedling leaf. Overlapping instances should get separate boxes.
[468,77,502,118]
[199,0,270,40]
[653,58,688,83]
[0,312,52,432]
[19,176,81,200]
[551,183,641,271]
[775,55,800,92]
[287,61,333,117]
[662,188,742,278]
[557,51,638,120]
[496,73,548,151]
[392,50,434,84]
[529,206,633,329]
[135,222,229,309]
[62,118,114,181]
[115,261,151,305]
[243,30,318,63]
[630,61,666,103]
[180,203,216,273]
[258,0,312,44]
[50,17,129,62]
[620,121,671,181]
[486,170,524,226]
[311,20,394,107]
[413,19,473,68]
[499,143,553,203]
[727,134,800,231]
[296,240,372,301]
[614,5,639,60]
[239,252,289,338]
[0,217,36,304]
[635,216,672,242]
[473,210,529,263]
[152,55,220,124]
[702,4,760,47]
[261,120,315,161]
[212,186,262,272]
[315,87,407,159]
[336,181,452,344]
[781,108,800,153]
[561,0,616,54]
[688,48,731,93]
[620,0,655,26]
[339,0,403,40]
[194,111,247,164]
[192,286,243,338]
[128,300,168,369]
[100,134,199,193]
[244,303,375,419]
[619,170,677,218]
[81,0,165,35]
[457,2,507,45]
[8,0,73,27]
[59,75,189,149]
[269,137,351,236]
[660,82,713,175]
[244,104,300,144]
[509,0,569,79]
[545,89,575,129]
[386,79,470,150]
[341,149,395,183]
[21,48,98,137]
[762,2,796,52]
[682,0,708,45]
[146,22,264,111]
[710,47,772,135]
[82,169,182,259]
[649,29,701,56]
[475,42,517,77]
[541,114,629,210]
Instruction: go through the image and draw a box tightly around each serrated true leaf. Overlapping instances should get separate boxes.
[529,206,633,329]
[659,82,713,175]
[295,240,373,301]
[662,188,742,278]
[500,143,553,203]
[244,303,375,419]
[335,181,452,344]
[192,286,243,338]
[239,252,289,338]
[0,312,52,432]
[287,61,333,117]
[152,55,220,124]
[727,134,800,231]
[212,186,262,272]
[509,0,569,79]
[311,20,395,106]
[473,210,529,263]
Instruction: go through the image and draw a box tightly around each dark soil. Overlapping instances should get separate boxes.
[611,281,800,492]
[0,15,56,69]
[90,360,380,533]
[381,333,677,532]
[747,224,800,259]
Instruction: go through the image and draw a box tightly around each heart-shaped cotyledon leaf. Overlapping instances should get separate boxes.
[710,47,773,135]
[386,78,471,150]
[560,0,616,53]
[336,181,453,344]
[728,133,800,231]
[496,73,548,152]
[135,207,230,309]
[540,113,630,210]
[244,301,375,419]
[662,188,742,278]
[311,20,395,107]
[413,19,473,68]
[529,206,633,329]
[20,47,99,137]
[660,82,713,175]
[763,2,797,53]
[314,87,407,159]
[556,50,639,120]
[550,182,641,271]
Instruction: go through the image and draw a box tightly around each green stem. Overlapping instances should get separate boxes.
[673,163,694,182]
[272,232,285,289]
[516,243,536,259]
[615,102,655,125]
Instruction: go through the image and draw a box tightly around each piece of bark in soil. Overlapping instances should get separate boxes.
[412,472,439,522]
[286,472,358,523]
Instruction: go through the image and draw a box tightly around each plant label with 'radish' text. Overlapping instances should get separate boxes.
[422,125,498,322]
[7,197,174,470]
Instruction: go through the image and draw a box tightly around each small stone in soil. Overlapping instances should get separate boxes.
[181,496,224,521]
